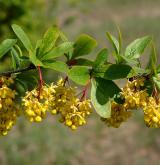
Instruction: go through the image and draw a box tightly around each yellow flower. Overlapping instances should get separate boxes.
[60,98,92,130]
[143,97,160,128]
[49,78,76,115]
[0,76,14,86]
[0,104,20,136]
[49,78,92,130]
[0,76,20,136]
[102,102,132,128]
[22,84,55,122]
[122,78,148,110]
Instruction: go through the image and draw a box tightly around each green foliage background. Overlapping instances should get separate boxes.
[1,0,160,164]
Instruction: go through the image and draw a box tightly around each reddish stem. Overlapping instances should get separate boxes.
[0,80,2,87]
[67,59,77,66]
[80,79,91,101]
[63,76,69,86]
[37,65,44,99]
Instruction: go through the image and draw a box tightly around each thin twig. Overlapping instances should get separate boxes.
[0,64,36,76]
[80,79,91,101]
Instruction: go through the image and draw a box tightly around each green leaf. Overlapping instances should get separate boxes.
[16,71,38,86]
[125,36,152,59]
[11,48,20,69]
[114,93,125,104]
[19,56,31,67]
[117,26,122,54]
[11,53,17,70]
[12,24,33,51]
[15,71,38,95]
[147,43,157,75]
[91,78,121,118]
[95,77,121,101]
[94,48,108,67]
[127,67,150,78]
[19,56,30,61]
[132,67,150,75]
[72,34,97,59]
[0,39,17,59]
[29,50,43,66]
[43,60,69,73]
[144,79,153,96]
[35,40,42,50]
[75,58,94,66]
[15,79,27,96]
[38,26,59,57]
[93,64,132,80]
[153,74,160,91]
[120,55,139,65]
[59,31,68,42]
[106,32,123,63]
[91,80,111,118]
[41,42,73,61]
[14,44,23,57]
[68,66,90,85]
[106,32,119,55]
[157,65,160,73]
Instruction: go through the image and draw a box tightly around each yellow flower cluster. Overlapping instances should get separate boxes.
[143,97,160,128]
[121,78,160,128]
[0,76,20,136]
[22,79,92,130]
[22,85,55,122]
[102,78,148,128]
[50,79,92,130]
[49,79,76,115]
[122,78,148,110]
[60,99,92,130]
[102,102,132,128]
[3,73,160,133]
[0,76,14,86]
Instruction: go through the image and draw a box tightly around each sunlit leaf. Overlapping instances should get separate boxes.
[0,39,17,59]
[12,24,33,51]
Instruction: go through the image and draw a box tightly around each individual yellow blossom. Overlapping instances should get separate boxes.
[22,84,55,122]
[102,101,132,128]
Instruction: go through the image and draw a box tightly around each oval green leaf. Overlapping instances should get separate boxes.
[41,42,73,61]
[72,34,97,59]
[125,36,152,59]
[0,39,17,59]
[68,66,90,85]
[12,24,33,51]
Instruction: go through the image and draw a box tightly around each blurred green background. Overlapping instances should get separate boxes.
[1,0,160,164]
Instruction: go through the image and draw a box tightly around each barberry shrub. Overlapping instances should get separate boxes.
[0,24,159,136]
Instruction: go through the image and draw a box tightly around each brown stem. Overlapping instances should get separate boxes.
[63,76,69,86]
[0,64,36,76]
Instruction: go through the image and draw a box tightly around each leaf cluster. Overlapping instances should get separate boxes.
[0,24,159,118]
